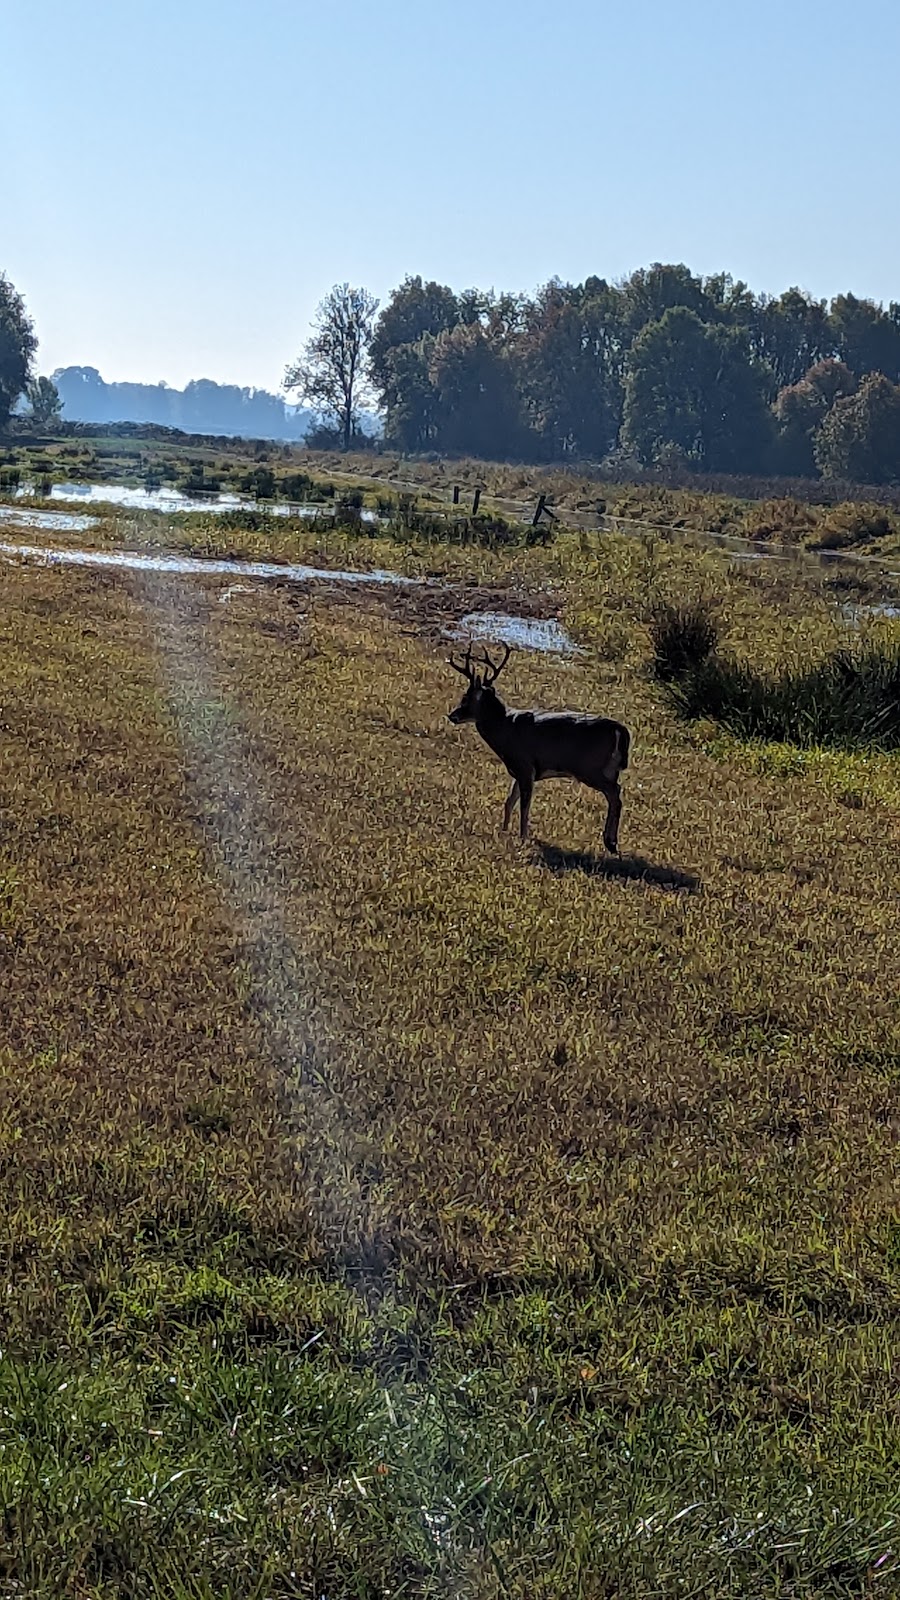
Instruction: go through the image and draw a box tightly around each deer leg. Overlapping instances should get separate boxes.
[601,780,622,854]
[503,778,520,832]
[518,774,534,840]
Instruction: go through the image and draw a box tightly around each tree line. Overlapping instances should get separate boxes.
[287,269,900,483]
[4,262,900,483]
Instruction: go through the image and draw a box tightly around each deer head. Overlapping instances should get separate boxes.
[447,642,511,723]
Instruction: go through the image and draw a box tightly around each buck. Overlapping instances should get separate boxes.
[447,643,630,852]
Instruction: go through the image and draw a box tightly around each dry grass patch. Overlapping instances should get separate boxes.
[1,541,900,1594]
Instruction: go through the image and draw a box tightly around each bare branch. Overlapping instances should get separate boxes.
[284,283,379,449]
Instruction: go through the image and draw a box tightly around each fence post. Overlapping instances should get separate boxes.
[472,488,481,515]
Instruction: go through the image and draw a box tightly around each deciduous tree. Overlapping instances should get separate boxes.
[25,376,62,429]
[369,276,459,397]
[0,273,37,432]
[519,280,622,458]
[829,294,900,383]
[428,323,528,459]
[623,308,773,472]
[815,372,900,483]
[773,360,856,475]
[285,283,378,450]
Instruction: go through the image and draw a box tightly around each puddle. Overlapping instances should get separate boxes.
[0,540,414,588]
[452,611,581,654]
[0,504,98,534]
[841,602,900,623]
[728,549,790,564]
[14,481,378,521]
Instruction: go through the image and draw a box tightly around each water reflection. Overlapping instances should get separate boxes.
[451,611,581,655]
[14,481,378,521]
[0,539,413,587]
[0,505,97,533]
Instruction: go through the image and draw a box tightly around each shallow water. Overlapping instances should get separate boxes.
[15,481,378,521]
[451,611,580,654]
[841,602,900,623]
[0,539,414,588]
[0,504,97,533]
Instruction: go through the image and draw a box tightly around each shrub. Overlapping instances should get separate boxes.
[178,464,221,495]
[649,600,719,682]
[809,503,895,551]
[240,465,276,500]
[387,494,536,549]
[666,638,900,749]
[213,509,274,533]
[280,471,314,500]
[740,498,818,544]
[335,498,364,532]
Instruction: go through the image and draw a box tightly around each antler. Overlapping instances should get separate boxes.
[448,642,475,678]
[447,641,512,683]
[479,643,511,685]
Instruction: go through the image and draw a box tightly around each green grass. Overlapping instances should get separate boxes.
[2,521,900,1592]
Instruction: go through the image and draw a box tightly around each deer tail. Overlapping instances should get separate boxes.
[617,725,630,771]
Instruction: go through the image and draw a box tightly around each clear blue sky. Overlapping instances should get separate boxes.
[6,0,900,392]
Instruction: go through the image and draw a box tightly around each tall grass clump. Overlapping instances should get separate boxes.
[668,636,900,749]
[809,502,896,551]
[649,599,720,682]
[383,493,552,549]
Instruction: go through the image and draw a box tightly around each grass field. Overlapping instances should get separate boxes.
[2,517,900,1595]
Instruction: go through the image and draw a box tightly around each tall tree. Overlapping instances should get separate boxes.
[703,273,758,327]
[618,263,714,337]
[377,336,445,451]
[623,307,773,472]
[427,323,528,459]
[25,376,62,429]
[828,293,900,382]
[369,277,459,447]
[519,280,623,458]
[773,360,856,476]
[0,273,37,432]
[815,372,900,483]
[369,276,459,395]
[750,289,831,392]
[285,283,378,450]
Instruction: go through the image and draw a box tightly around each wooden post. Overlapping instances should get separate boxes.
[452,485,460,505]
[532,494,547,526]
[472,488,481,515]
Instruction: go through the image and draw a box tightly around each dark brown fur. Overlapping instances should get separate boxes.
[448,647,630,851]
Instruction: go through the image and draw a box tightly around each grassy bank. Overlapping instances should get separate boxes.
[7,431,900,559]
[2,526,900,1593]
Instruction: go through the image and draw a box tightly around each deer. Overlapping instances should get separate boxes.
[447,642,630,852]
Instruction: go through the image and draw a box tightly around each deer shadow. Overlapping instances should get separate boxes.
[533,841,701,893]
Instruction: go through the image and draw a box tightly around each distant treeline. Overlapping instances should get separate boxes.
[52,368,312,441]
[368,267,900,482]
